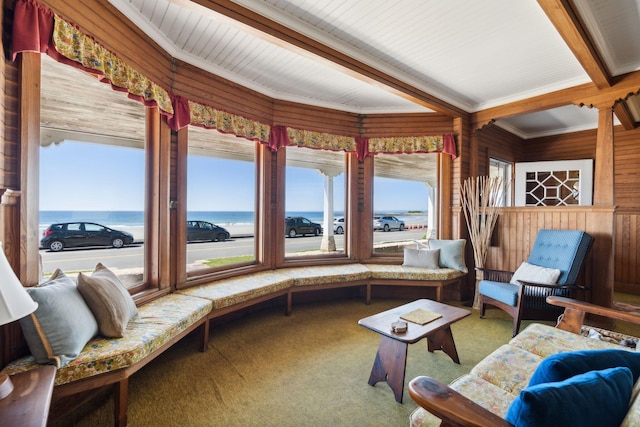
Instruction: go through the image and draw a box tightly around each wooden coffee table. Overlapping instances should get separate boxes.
[358,299,470,403]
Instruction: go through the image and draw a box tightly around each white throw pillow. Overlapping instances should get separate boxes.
[403,248,440,269]
[510,262,561,285]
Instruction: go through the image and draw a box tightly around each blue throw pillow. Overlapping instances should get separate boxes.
[506,367,633,427]
[529,349,640,386]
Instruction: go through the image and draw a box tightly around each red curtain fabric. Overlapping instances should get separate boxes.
[268,125,290,152]
[167,95,191,130]
[443,134,457,160]
[12,0,54,60]
[356,137,369,162]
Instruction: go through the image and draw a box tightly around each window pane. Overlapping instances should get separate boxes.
[39,141,145,286]
[489,158,512,206]
[285,146,346,258]
[186,126,256,272]
[39,57,146,288]
[373,153,436,254]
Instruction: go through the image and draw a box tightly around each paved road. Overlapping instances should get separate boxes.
[40,229,429,274]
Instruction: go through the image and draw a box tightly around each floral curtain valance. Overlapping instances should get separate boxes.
[287,128,357,152]
[52,18,174,115]
[189,101,271,143]
[11,0,458,161]
[366,134,457,159]
[12,0,174,117]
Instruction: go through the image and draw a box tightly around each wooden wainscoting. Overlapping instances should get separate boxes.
[615,209,640,295]
[484,206,615,308]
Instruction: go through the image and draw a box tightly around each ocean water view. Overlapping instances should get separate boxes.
[39,210,428,239]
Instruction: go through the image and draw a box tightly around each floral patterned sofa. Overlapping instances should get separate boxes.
[408,296,640,427]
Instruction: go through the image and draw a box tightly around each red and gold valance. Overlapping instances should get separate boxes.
[287,128,357,152]
[366,134,457,159]
[189,101,271,142]
[12,0,174,117]
[11,0,457,162]
[52,18,174,115]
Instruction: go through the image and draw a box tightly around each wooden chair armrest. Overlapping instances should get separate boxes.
[475,267,514,282]
[408,376,513,427]
[517,281,585,291]
[547,296,640,334]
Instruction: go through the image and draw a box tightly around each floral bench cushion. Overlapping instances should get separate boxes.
[280,264,371,287]
[365,264,465,281]
[2,293,212,386]
[176,270,294,309]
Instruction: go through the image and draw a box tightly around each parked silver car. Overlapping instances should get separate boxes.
[373,216,405,232]
[333,217,345,234]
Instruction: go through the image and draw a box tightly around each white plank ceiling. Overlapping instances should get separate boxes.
[101,0,640,138]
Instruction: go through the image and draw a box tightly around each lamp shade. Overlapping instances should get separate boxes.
[0,242,37,326]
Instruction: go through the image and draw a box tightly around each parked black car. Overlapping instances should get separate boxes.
[187,220,230,242]
[40,222,135,252]
[285,216,322,238]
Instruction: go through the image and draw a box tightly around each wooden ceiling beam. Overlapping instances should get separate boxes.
[191,0,467,118]
[614,102,637,131]
[472,83,596,128]
[537,0,612,89]
[473,69,640,128]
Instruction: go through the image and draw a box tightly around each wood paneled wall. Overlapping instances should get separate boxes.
[360,113,453,137]
[523,128,597,162]
[477,123,525,169]
[487,206,615,308]
[615,212,640,294]
[523,125,640,295]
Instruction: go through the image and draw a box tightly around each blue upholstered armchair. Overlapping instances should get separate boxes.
[477,229,593,336]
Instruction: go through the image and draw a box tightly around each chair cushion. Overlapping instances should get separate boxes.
[528,349,640,386]
[403,248,440,269]
[479,280,519,306]
[509,262,561,285]
[505,367,633,427]
[19,269,98,367]
[527,229,592,285]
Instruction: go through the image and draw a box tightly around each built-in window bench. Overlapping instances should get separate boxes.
[2,294,212,427]
[1,262,465,427]
[177,263,467,347]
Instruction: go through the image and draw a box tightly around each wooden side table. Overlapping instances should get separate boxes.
[359,299,470,403]
[0,365,56,427]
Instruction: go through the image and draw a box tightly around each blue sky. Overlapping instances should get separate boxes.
[40,141,429,212]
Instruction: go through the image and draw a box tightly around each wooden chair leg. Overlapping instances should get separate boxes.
[114,379,128,427]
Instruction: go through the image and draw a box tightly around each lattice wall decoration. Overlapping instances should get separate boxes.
[525,170,580,206]
[515,160,593,206]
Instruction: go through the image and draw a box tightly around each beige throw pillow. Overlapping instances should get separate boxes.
[77,263,138,337]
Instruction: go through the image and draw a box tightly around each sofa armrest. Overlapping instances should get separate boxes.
[408,376,513,427]
[547,296,640,334]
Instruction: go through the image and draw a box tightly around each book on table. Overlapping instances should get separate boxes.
[400,308,442,325]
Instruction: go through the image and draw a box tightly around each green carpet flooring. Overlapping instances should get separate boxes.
[56,294,638,426]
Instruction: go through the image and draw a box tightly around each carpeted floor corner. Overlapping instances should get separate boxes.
[51,297,574,426]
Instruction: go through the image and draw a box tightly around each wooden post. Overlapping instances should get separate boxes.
[591,103,616,313]
[18,53,41,286]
